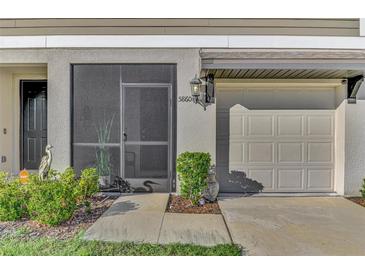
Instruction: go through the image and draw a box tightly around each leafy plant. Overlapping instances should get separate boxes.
[0,171,8,186]
[27,170,78,226]
[95,114,115,176]
[360,178,365,198]
[78,168,99,201]
[176,152,211,205]
[0,176,28,221]
[0,167,100,225]
[60,167,77,186]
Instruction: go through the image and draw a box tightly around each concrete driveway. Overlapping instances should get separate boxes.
[218,197,365,255]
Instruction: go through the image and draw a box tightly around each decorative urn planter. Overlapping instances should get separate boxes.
[203,165,219,202]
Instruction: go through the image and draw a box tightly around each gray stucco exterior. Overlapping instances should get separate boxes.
[0,49,215,193]
[1,47,365,195]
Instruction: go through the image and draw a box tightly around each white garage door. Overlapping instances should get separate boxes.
[229,105,335,192]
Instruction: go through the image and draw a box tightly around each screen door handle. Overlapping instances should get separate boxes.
[123,132,127,141]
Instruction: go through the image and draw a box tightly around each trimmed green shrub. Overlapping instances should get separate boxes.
[0,175,28,221]
[78,168,99,201]
[27,170,78,226]
[176,152,211,205]
[60,167,78,187]
[360,178,365,198]
[0,167,100,226]
[0,171,8,186]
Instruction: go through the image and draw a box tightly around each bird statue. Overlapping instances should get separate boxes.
[38,144,53,181]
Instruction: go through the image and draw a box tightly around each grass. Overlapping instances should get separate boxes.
[0,230,241,256]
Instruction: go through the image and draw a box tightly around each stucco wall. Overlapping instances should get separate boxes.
[0,66,47,174]
[0,69,13,172]
[334,101,346,195]
[328,99,365,196]
[1,48,364,195]
[0,49,216,189]
[344,100,365,195]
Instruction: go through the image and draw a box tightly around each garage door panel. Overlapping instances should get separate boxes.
[277,169,305,191]
[248,168,274,191]
[278,142,304,163]
[248,142,274,164]
[230,114,245,137]
[247,115,273,136]
[277,115,304,136]
[307,168,333,191]
[229,142,244,164]
[307,142,333,163]
[228,109,334,193]
[307,115,333,137]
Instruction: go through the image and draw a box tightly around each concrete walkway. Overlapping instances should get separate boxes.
[219,196,365,255]
[84,193,231,246]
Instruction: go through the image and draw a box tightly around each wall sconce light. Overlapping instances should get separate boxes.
[190,73,215,111]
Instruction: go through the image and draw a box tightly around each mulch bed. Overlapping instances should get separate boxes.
[346,197,365,207]
[166,195,221,214]
[0,194,117,240]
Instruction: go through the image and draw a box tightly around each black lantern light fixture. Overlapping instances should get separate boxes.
[189,73,215,110]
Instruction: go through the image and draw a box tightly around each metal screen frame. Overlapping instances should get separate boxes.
[121,83,173,193]
[70,64,177,192]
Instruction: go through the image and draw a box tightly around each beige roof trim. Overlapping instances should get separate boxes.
[200,49,365,59]
[0,18,359,36]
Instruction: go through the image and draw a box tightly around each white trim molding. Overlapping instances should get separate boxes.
[0,36,46,48]
[228,36,365,49]
[2,35,365,49]
[361,18,365,37]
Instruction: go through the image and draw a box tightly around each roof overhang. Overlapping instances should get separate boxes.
[203,68,362,80]
[201,53,364,82]
[200,49,365,72]
[201,50,365,83]
[200,49,365,102]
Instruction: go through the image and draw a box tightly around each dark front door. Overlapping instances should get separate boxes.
[21,80,47,170]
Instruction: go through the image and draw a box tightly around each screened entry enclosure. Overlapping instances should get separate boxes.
[72,64,176,192]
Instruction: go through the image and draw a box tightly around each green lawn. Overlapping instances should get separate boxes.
[0,230,241,256]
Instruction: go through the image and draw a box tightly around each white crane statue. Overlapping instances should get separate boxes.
[38,144,53,181]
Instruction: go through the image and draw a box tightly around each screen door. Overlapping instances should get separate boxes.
[122,84,172,192]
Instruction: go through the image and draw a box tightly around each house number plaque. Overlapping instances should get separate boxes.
[178,96,193,102]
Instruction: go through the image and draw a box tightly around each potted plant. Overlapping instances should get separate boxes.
[95,114,115,188]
